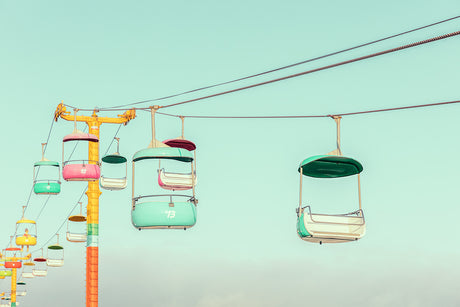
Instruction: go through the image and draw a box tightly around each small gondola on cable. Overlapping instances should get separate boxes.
[132,106,198,230]
[33,143,61,195]
[32,249,47,277]
[15,207,37,252]
[296,116,366,244]
[47,234,64,267]
[66,202,87,243]
[100,137,128,190]
[62,109,100,182]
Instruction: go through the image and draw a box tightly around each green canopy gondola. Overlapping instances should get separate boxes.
[100,137,128,191]
[296,116,366,244]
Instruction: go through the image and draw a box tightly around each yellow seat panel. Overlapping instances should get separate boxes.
[16,236,37,246]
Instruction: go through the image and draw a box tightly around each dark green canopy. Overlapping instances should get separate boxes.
[48,244,64,250]
[298,155,363,178]
[102,154,127,164]
[132,147,193,163]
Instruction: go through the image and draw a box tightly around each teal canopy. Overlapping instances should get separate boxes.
[102,154,127,164]
[133,147,194,162]
[34,160,59,167]
[298,155,363,178]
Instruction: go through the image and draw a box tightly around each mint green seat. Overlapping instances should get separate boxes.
[132,146,198,230]
[132,201,197,229]
[296,213,310,237]
[34,182,61,194]
[33,160,61,195]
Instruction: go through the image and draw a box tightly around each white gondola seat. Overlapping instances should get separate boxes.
[22,272,34,279]
[158,169,196,191]
[297,206,365,243]
[100,176,127,190]
[46,259,64,267]
[32,269,47,277]
[66,232,86,243]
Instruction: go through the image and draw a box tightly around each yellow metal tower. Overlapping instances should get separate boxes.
[55,103,135,306]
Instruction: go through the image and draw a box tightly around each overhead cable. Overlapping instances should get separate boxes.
[99,15,460,110]
[157,100,460,119]
[160,30,460,109]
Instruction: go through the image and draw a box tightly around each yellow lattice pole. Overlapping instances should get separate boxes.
[55,103,135,307]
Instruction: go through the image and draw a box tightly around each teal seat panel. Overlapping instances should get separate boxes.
[34,160,59,167]
[297,213,311,237]
[298,155,363,178]
[34,182,61,194]
[132,201,197,228]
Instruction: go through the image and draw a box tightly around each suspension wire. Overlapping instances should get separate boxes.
[103,124,122,156]
[334,100,460,116]
[9,118,84,250]
[35,196,52,221]
[30,188,87,254]
[160,30,460,109]
[3,116,59,251]
[86,15,460,110]
[156,100,460,119]
[43,116,55,154]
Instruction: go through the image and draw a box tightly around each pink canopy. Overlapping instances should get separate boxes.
[63,132,99,143]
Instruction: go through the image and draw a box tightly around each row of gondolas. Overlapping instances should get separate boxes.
[3,113,366,288]
[0,112,367,302]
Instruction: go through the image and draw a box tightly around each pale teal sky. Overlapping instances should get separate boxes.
[1,1,460,306]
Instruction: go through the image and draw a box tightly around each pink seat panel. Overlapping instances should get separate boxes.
[63,164,100,181]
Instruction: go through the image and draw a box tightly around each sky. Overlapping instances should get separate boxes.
[1,1,460,306]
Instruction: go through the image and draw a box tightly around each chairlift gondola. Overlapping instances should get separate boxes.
[160,115,197,191]
[296,116,366,244]
[32,250,47,277]
[100,137,128,190]
[21,262,34,279]
[47,235,64,267]
[16,281,26,297]
[62,109,100,182]
[0,298,9,307]
[132,106,197,230]
[15,207,37,252]
[33,143,61,195]
[66,202,87,243]
[3,247,22,269]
